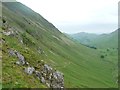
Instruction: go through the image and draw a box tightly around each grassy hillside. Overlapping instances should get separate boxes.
[2,2,118,88]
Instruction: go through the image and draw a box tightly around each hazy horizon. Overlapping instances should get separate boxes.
[67,30,116,35]
[16,0,118,34]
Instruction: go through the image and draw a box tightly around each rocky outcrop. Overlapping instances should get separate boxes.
[2,30,14,36]
[24,66,35,75]
[15,51,26,65]
[8,49,27,65]
[2,19,15,36]
[8,49,16,56]
[35,64,64,88]
[8,49,64,88]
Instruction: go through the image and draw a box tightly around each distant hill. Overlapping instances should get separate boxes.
[70,32,99,45]
[70,30,118,49]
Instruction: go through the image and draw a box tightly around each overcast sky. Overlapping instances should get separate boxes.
[16,0,119,34]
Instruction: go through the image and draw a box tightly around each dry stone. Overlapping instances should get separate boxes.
[24,66,35,75]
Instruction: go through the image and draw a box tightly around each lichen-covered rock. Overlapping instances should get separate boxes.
[25,62,29,66]
[39,64,64,88]
[46,82,50,87]
[8,49,16,56]
[3,30,14,36]
[8,49,26,65]
[35,71,41,80]
[42,64,53,74]
[15,52,25,65]
[50,71,64,88]
[16,61,21,65]
[54,71,64,81]
[41,76,45,84]
[8,48,64,88]
[24,67,35,75]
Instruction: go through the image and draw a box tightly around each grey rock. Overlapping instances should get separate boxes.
[39,63,64,88]
[8,49,26,65]
[25,62,29,66]
[46,82,50,87]
[53,71,64,80]
[43,64,53,74]
[24,67,35,75]
[16,61,21,65]
[41,76,45,84]
[16,52,25,65]
[8,49,16,56]
[35,71,41,80]
[19,39,23,44]
[51,71,64,88]
[3,30,14,36]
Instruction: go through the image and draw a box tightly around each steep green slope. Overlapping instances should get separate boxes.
[2,2,118,88]
[70,30,118,49]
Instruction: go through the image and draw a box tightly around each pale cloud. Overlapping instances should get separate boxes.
[16,0,119,34]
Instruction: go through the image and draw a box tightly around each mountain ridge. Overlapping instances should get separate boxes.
[70,30,118,49]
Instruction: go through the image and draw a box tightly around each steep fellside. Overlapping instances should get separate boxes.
[1,2,118,88]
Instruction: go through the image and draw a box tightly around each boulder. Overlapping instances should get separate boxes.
[51,71,64,88]
[53,71,63,79]
[20,39,23,44]
[16,61,21,65]
[46,82,50,88]
[15,52,25,65]
[8,49,26,65]
[38,63,64,88]
[25,62,29,66]
[35,71,41,80]
[8,49,16,56]
[3,30,14,36]
[24,67,35,75]
[43,64,53,74]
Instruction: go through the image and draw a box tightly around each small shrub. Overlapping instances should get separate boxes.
[100,55,104,58]
[2,18,6,23]
[2,26,6,30]
[107,49,109,51]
